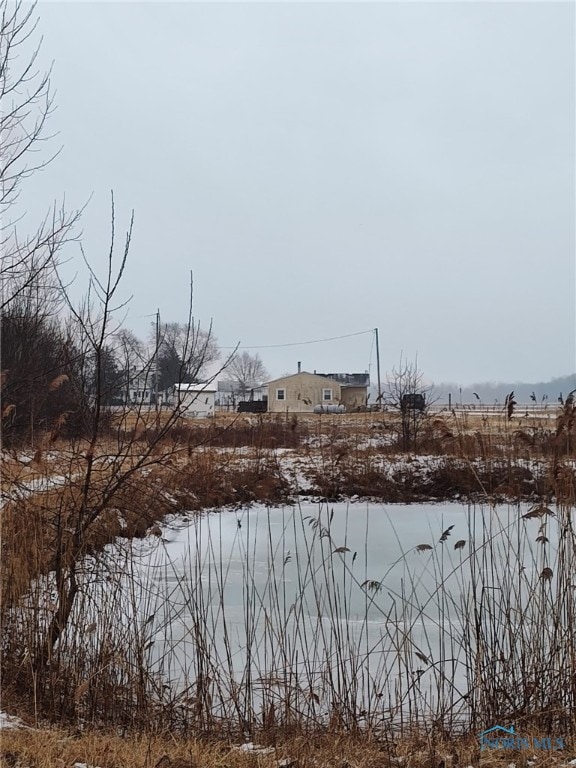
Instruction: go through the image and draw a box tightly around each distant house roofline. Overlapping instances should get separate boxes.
[266,372,369,388]
[320,372,370,387]
[174,383,217,393]
[266,371,341,387]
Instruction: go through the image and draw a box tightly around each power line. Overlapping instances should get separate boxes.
[220,329,374,351]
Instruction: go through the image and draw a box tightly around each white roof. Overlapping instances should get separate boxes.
[174,383,216,393]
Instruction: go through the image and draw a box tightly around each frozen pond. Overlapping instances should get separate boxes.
[111,499,557,728]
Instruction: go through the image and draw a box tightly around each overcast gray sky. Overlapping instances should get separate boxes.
[24,1,575,384]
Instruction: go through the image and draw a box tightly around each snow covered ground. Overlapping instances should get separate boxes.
[0,711,29,730]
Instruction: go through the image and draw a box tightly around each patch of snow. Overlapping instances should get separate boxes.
[233,742,275,755]
[73,763,103,768]
[0,711,29,729]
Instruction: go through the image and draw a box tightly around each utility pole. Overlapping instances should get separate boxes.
[374,327,382,409]
[155,309,160,413]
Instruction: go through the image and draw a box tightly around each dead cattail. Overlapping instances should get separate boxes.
[540,567,553,581]
[505,390,517,420]
[513,430,534,446]
[523,505,554,519]
[49,411,72,443]
[54,411,71,429]
[361,579,382,593]
[1,403,15,420]
[308,689,320,704]
[454,539,466,550]
[439,525,454,542]
[48,374,69,391]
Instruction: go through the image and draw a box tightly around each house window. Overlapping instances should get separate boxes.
[322,388,333,401]
[276,388,286,401]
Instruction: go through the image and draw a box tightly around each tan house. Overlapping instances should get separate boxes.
[266,371,369,413]
[324,372,371,411]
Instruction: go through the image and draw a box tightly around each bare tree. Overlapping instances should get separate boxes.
[225,351,268,400]
[30,199,227,675]
[114,327,147,403]
[0,0,83,439]
[0,3,231,722]
[385,356,434,450]
[1,0,81,311]
[155,320,219,391]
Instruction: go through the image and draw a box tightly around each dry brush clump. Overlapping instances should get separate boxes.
[294,405,575,505]
[0,469,177,699]
[143,415,309,451]
[304,441,564,505]
[160,449,293,509]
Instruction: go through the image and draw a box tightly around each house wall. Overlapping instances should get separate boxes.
[267,372,342,413]
[180,390,215,418]
[340,386,367,411]
[128,388,152,405]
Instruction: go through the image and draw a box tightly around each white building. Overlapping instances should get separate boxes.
[127,380,154,405]
[173,383,216,418]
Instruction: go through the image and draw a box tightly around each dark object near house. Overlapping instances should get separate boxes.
[401,393,426,412]
[238,401,267,414]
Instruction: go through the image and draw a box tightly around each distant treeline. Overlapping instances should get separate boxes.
[433,374,576,405]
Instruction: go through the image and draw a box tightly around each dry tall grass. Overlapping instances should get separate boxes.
[0,726,501,768]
